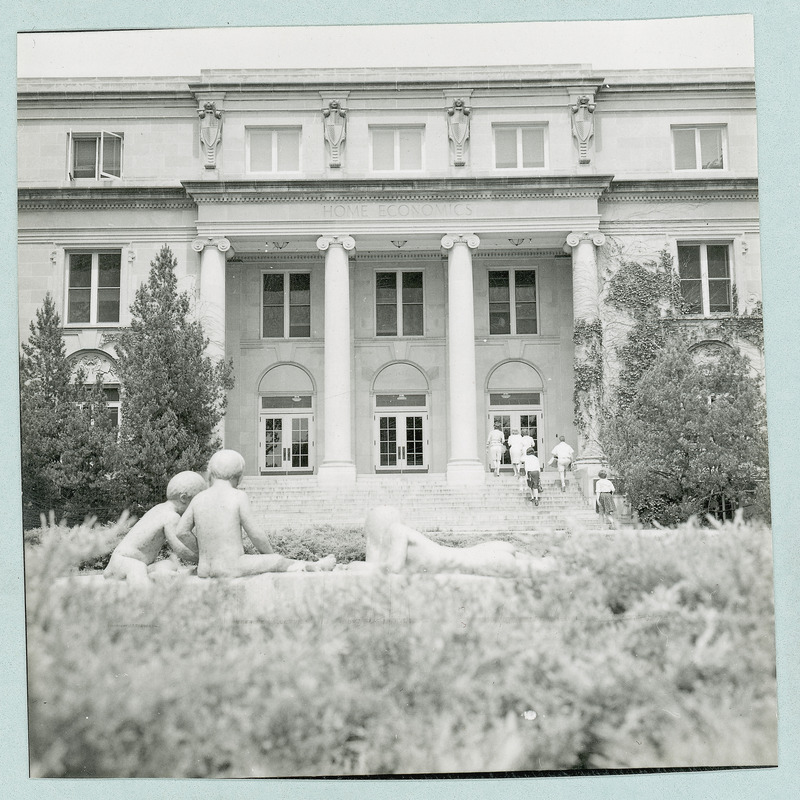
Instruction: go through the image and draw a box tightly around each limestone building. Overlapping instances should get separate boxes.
[17,65,761,491]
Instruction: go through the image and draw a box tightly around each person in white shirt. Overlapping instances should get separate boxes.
[507,428,524,478]
[595,470,617,529]
[523,447,542,506]
[548,435,575,492]
[486,425,505,477]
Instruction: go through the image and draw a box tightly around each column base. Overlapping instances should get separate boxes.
[446,459,486,486]
[317,461,357,487]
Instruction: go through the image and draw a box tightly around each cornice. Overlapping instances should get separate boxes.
[18,187,197,211]
[182,176,616,204]
[602,178,758,203]
[230,248,568,263]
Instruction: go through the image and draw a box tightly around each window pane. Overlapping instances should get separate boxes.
[706,245,730,278]
[673,128,697,170]
[101,134,122,177]
[699,128,723,169]
[401,272,423,304]
[514,270,536,302]
[521,128,545,168]
[103,387,120,402]
[516,304,537,334]
[262,306,284,337]
[488,271,510,302]
[402,304,424,336]
[376,304,397,336]
[398,129,422,170]
[68,289,91,324]
[495,128,517,168]
[276,129,300,171]
[73,138,97,178]
[372,130,395,170]
[680,280,703,314]
[289,273,310,305]
[249,130,274,172]
[98,253,121,287]
[489,310,511,335]
[263,273,284,305]
[375,272,397,303]
[69,254,92,288]
[708,280,732,313]
[97,288,120,323]
[678,246,702,279]
[288,304,310,338]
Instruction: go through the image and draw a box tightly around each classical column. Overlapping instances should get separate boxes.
[441,234,485,485]
[192,236,232,363]
[564,231,606,469]
[316,235,357,485]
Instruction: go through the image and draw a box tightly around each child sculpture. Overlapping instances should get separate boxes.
[103,471,208,587]
[169,449,336,577]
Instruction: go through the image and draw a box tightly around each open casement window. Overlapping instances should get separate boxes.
[67,131,123,179]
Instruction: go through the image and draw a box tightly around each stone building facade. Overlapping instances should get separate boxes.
[17,65,761,490]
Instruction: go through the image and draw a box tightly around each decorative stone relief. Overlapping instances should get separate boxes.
[68,350,119,385]
[570,95,596,165]
[441,233,480,251]
[192,236,232,256]
[198,101,223,170]
[445,99,472,167]
[316,235,356,252]
[322,100,348,168]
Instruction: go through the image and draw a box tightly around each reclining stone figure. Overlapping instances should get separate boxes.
[342,506,556,577]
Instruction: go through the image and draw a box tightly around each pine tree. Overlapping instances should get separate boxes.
[604,339,769,525]
[109,245,233,514]
[19,293,74,524]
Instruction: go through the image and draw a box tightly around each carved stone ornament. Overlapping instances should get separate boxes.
[316,235,356,252]
[322,100,348,168]
[446,99,472,167]
[570,95,596,165]
[68,350,119,385]
[198,101,223,170]
[441,233,480,250]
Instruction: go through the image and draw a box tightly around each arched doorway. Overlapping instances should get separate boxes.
[372,362,430,473]
[257,363,315,475]
[486,361,544,469]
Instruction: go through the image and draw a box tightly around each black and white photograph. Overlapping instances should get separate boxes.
[16,15,779,780]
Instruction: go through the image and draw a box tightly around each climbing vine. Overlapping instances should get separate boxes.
[572,318,603,435]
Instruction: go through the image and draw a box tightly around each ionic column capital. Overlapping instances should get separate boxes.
[441,233,480,250]
[564,231,605,252]
[192,236,233,257]
[316,235,356,252]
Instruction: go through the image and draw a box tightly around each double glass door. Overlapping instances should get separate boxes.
[259,413,314,474]
[374,412,429,472]
[489,410,542,468]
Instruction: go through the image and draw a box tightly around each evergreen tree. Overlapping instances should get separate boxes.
[604,340,769,526]
[19,293,74,524]
[109,245,233,514]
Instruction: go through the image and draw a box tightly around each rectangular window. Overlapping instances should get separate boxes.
[677,244,732,315]
[672,126,725,170]
[488,270,538,334]
[493,125,546,169]
[67,132,123,179]
[375,271,424,336]
[248,128,302,173]
[66,252,121,324]
[262,272,311,338]
[370,128,424,171]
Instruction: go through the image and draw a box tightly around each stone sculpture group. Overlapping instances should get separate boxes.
[103,449,556,587]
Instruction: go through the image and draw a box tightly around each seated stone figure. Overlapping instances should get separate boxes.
[103,471,208,587]
[343,506,556,577]
[169,449,336,578]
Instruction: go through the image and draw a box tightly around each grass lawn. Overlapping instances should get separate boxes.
[25,517,777,777]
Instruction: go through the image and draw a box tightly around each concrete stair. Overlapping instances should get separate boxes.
[239,472,601,534]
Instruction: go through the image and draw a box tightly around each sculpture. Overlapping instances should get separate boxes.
[446,98,472,167]
[322,100,347,168]
[198,101,223,170]
[570,95,596,165]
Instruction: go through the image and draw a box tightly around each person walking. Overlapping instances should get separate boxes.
[595,470,617,529]
[486,424,505,477]
[523,447,542,506]
[548,435,574,492]
[507,428,524,478]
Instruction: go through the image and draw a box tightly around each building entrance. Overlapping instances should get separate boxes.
[373,393,429,472]
[487,391,543,470]
[258,395,314,474]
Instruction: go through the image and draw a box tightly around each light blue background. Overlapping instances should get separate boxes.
[2,2,797,798]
